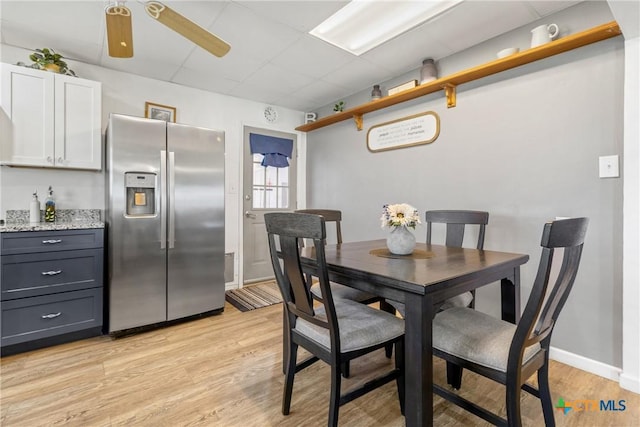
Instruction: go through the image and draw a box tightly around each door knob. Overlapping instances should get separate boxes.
[245,211,256,219]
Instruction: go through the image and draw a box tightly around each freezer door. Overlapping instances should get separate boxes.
[106,114,168,332]
[166,123,225,319]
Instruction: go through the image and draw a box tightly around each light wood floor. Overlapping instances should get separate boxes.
[1,301,638,427]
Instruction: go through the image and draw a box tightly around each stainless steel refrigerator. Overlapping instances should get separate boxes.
[105,113,225,333]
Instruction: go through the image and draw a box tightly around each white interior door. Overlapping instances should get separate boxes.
[242,126,296,284]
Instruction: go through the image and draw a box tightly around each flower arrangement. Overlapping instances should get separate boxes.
[380,203,421,229]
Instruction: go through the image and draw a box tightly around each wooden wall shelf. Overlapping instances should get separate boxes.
[296,21,621,133]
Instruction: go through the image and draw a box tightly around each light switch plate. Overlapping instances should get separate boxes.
[599,155,619,178]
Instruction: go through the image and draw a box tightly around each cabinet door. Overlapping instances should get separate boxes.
[0,63,55,166]
[54,74,102,170]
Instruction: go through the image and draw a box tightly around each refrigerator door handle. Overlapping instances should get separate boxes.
[160,150,167,249]
[168,151,176,249]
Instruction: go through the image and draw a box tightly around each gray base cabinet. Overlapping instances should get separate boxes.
[1,229,104,353]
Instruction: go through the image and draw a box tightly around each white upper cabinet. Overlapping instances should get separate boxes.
[1,63,102,170]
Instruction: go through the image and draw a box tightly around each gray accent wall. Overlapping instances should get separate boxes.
[306,3,624,367]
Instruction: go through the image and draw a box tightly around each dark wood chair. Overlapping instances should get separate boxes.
[265,212,405,427]
[431,217,589,427]
[294,209,379,304]
[388,210,489,317]
[385,210,489,387]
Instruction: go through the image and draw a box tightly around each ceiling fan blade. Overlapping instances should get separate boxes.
[105,4,134,58]
[144,1,230,58]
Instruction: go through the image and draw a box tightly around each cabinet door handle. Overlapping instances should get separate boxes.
[41,312,61,319]
[42,239,63,244]
[57,157,64,163]
[41,270,62,276]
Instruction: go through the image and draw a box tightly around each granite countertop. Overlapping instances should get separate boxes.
[1,209,104,233]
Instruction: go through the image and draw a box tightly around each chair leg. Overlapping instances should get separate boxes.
[446,361,463,390]
[506,375,523,427]
[538,363,556,427]
[282,341,298,415]
[329,361,342,427]
[469,289,476,309]
[341,361,350,378]
[395,338,405,415]
[380,300,396,358]
[282,310,290,374]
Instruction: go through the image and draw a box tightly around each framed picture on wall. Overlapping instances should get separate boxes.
[145,102,176,122]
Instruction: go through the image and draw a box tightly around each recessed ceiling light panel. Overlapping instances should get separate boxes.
[310,0,462,56]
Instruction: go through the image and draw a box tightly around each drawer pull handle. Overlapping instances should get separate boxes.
[41,270,62,276]
[41,312,61,319]
[42,239,63,244]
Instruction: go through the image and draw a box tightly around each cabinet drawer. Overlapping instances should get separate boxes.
[1,229,104,255]
[1,288,103,346]
[1,249,103,300]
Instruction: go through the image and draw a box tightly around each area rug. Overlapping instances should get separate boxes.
[225,280,283,312]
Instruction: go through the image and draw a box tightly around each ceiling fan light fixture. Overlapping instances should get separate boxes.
[105,2,134,58]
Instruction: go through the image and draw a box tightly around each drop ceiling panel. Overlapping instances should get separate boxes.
[236,0,349,32]
[527,1,583,17]
[181,47,268,82]
[423,1,541,52]
[271,34,355,79]
[172,66,241,95]
[242,63,316,94]
[208,2,302,62]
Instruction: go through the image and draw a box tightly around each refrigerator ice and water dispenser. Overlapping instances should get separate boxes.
[125,172,156,216]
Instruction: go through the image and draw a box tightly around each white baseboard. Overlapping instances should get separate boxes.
[549,346,621,382]
[619,372,640,394]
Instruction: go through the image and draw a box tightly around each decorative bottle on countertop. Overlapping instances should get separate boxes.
[45,186,56,222]
[30,191,41,224]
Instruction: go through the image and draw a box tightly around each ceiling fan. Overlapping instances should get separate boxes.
[105,1,230,59]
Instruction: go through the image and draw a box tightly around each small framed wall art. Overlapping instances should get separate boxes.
[145,102,176,122]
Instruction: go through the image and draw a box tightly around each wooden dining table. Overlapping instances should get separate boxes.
[300,239,529,427]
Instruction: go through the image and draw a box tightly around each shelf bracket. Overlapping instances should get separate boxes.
[353,114,363,131]
[443,83,457,108]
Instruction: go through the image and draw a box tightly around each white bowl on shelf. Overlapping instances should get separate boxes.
[497,47,519,58]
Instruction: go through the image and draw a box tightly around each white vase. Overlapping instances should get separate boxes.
[386,226,416,255]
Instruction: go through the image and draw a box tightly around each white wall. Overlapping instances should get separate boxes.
[0,44,306,287]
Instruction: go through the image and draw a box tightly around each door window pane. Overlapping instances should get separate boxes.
[250,151,292,209]
[253,187,264,208]
[253,163,265,185]
[265,186,277,208]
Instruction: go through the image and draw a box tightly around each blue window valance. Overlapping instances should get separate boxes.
[249,133,293,168]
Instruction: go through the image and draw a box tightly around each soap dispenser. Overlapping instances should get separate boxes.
[45,186,56,222]
[30,191,41,224]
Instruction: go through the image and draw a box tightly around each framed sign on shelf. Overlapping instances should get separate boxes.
[367,111,440,152]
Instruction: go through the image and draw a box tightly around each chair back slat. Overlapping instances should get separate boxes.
[425,210,489,250]
[509,218,588,371]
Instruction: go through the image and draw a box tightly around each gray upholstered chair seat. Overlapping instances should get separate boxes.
[432,307,540,372]
[295,298,404,353]
[310,282,377,303]
[386,291,474,318]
